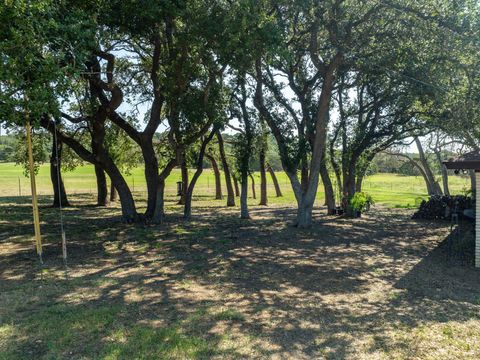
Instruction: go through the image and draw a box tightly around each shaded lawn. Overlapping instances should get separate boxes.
[1,194,480,359]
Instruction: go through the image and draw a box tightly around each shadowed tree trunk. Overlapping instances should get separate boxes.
[356,174,364,193]
[50,138,70,207]
[266,163,282,197]
[110,179,117,202]
[178,160,189,205]
[152,159,176,224]
[233,177,240,197]
[207,154,222,200]
[95,165,109,206]
[240,174,250,219]
[320,161,335,215]
[249,174,256,199]
[259,148,267,205]
[217,131,235,206]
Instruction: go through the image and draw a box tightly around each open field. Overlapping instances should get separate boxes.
[0,195,479,359]
[0,162,471,208]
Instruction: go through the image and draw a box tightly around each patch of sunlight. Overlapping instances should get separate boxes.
[0,324,15,349]
[101,326,212,360]
[213,308,245,322]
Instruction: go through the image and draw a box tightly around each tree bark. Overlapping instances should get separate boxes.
[95,165,109,206]
[110,178,117,202]
[266,163,282,197]
[415,138,442,196]
[259,148,268,205]
[217,131,235,206]
[177,160,189,205]
[240,173,250,219]
[50,138,70,207]
[434,150,450,196]
[207,154,222,200]
[342,160,357,217]
[356,174,364,193]
[249,174,256,199]
[141,141,160,219]
[152,159,177,224]
[184,129,217,219]
[320,161,335,215]
[233,177,240,197]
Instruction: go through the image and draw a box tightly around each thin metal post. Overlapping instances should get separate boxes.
[26,121,43,263]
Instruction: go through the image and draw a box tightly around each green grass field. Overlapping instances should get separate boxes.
[0,162,471,208]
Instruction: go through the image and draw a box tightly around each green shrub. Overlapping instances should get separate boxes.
[350,192,374,213]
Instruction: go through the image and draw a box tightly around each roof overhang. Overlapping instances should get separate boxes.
[443,151,480,170]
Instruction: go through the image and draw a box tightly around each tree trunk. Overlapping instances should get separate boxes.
[142,141,160,219]
[266,163,282,197]
[415,138,442,196]
[356,174,364,193]
[110,179,117,202]
[184,130,217,219]
[296,198,314,228]
[103,161,137,222]
[259,149,268,205]
[320,161,335,215]
[233,177,240,197]
[240,173,250,219]
[217,131,235,206]
[177,160,189,205]
[340,155,357,217]
[95,165,109,206]
[249,174,256,199]
[434,150,450,196]
[152,159,176,224]
[207,154,222,200]
[50,138,70,207]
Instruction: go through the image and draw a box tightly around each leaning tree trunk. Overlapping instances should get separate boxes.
[434,150,450,196]
[233,177,240,197]
[415,138,442,196]
[217,131,235,206]
[240,173,250,219]
[98,158,138,222]
[207,154,222,200]
[109,179,117,202]
[266,163,282,197]
[259,149,268,205]
[178,160,189,205]
[95,165,109,206]
[184,130,217,219]
[50,138,70,207]
[320,161,335,215]
[249,174,256,199]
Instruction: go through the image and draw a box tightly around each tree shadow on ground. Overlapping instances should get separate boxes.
[1,198,480,359]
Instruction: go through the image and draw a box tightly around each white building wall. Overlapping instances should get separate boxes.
[476,172,480,268]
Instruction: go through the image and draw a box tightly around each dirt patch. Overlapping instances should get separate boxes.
[1,196,479,359]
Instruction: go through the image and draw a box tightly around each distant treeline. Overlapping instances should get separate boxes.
[0,133,453,177]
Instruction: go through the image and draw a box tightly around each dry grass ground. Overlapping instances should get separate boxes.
[1,194,480,359]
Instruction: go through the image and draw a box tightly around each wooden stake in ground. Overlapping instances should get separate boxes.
[26,120,43,263]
